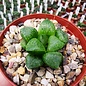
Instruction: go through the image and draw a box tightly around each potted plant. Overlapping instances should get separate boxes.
[67,2,75,12]
[6,2,11,10]
[72,14,80,22]
[83,31,86,37]
[60,7,66,14]
[77,21,86,31]
[22,8,27,16]
[20,0,26,8]
[0,4,4,12]
[78,9,85,16]
[57,8,66,16]
[12,11,20,20]
[0,0,2,3]
[48,0,59,10]
[0,18,4,32]
[47,1,57,14]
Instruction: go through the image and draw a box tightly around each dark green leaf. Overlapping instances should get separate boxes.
[20,26,38,42]
[43,52,63,69]
[47,36,65,52]
[26,54,43,69]
[55,28,68,43]
[26,38,46,55]
[38,19,55,36]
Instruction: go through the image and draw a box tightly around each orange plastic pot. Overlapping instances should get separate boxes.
[0,14,86,86]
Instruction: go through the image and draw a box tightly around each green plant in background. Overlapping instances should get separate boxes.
[72,14,78,18]
[51,2,59,9]
[79,9,83,13]
[34,0,38,7]
[32,6,40,13]
[13,1,18,6]
[7,21,11,25]
[58,12,62,16]
[20,0,25,4]
[0,18,4,24]
[6,2,11,10]
[83,31,86,36]
[69,2,73,8]
[77,22,86,27]
[13,11,20,17]
[64,0,67,1]
[61,7,66,12]
[0,4,3,11]
[22,8,27,15]
[0,25,4,31]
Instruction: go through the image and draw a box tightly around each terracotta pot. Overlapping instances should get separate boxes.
[0,14,86,86]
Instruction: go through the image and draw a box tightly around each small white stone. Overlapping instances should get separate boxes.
[9,33,14,39]
[4,42,11,48]
[71,35,75,40]
[78,65,83,69]
[62,26,67,32]
[45,71,54,79]
[16,57,21,63]
[21,57,25,62]
[81,53,85,58]
[73,45,78,50]
[66,43,73,50]
[76,50,81,57]
[41,78,48,86]
[18,34,22,40]
[63,65,70,73]
[52,78,57,82]
[6,67,14,75]
[9,58,17,63]
[47,78,52,83]
[27,83,31,86]
[8,45,16,54]
[5,34,10,40]
[0,55,7,62]
[20,74,29,82]
[23,52,28,57]
[24,20,34,27]
[35,77,41,82]
[78,45,82,50]
[66,79,71,85]
[57,76,63,81]
[15,43,22,52]
[75,69,81,76]
[68,60,78,69]
[70,53,77,60]
[79,79,85,86]
[37,67,45,77]
[13,74,19,85]
[47,83,51,86]
[9,25,18,33]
